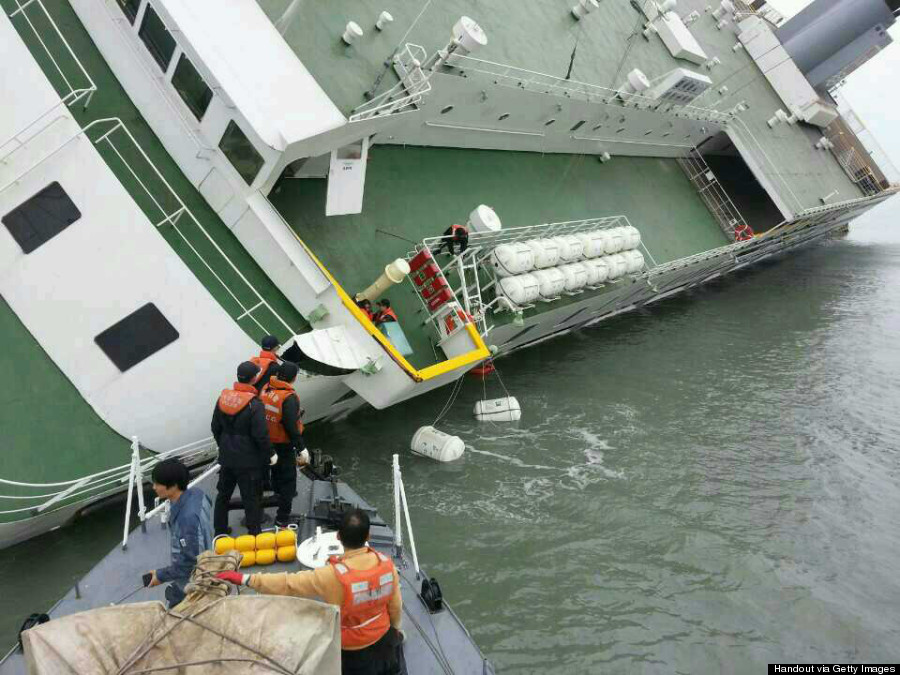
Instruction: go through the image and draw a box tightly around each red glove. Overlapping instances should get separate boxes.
[216,571,249,586]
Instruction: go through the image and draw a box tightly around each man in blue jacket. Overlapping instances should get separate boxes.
[147,459,213,607]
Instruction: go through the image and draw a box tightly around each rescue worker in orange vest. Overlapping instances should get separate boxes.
[437,223,468,256]
[249,335,281,393]
[211,362,276,536]
[372,299,397,326]
[259,361,307,527]
[217,508,403,674]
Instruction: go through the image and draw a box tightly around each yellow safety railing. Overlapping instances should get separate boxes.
[288,231,491,383]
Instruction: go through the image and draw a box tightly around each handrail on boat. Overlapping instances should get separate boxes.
[0,436,217,522]
[0,0,97,159]
[0,116,299,342]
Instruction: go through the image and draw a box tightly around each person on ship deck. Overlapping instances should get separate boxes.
[437,223,468,256]
[211,361,276,536]
[249,335,282,393]
[216,508,403,675]
[146,459,213,608]
[259,361,308,527]
[372,299,397,326]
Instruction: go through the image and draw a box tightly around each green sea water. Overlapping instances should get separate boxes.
[2,200,899,672]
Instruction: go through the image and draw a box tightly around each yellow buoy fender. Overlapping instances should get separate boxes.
[239,550,256,568]
[214,536,235,554]
[235,535,256,552]
[255,532,277,550]
[255,549,276,565]
[277,545,296,563]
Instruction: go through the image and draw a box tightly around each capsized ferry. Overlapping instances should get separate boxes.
[1,0,898,547]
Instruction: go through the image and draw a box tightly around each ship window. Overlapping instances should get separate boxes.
[95,303,179,372]
[219,120,264,185]
[139,5,176,72]
[498,113,510,121]
[544,119,556,126]
[2,182,81,254]
[440,105,454,114]
[171,53,212,121]
[116,0,142,24]
[570,120,586,132]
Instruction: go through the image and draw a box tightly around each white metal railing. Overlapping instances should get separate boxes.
[0,436,216,525]
[677,147,753,241]
[1,0,96,163]
[349,44,433,123]
[120,439,221,549]
[825,122,883,197]
[0,117,298,339]
[409,215,658,332]
[443,53,732,125]
[392,454,420,577]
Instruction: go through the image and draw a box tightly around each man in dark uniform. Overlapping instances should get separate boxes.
[259,361,306,527]
[211,361,276,535]
[249,335,282,392]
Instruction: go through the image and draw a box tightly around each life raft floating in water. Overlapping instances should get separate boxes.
[411,425,465,462]
[474,396,521,422]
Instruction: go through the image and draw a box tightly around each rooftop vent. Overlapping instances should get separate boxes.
[643,68,713,105]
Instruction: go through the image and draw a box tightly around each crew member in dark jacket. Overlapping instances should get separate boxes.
[249,335,282,393]
[211,361,275,535]
[147,459,213,608]
[260,361,306,527]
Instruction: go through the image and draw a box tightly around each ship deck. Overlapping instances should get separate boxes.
[258,0,861,212]
[269,147,729,367]
[0,467,493,674]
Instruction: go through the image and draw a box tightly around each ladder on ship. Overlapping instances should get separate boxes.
[677,147,754,242]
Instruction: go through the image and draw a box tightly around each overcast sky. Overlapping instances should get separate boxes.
[768,0,900,174]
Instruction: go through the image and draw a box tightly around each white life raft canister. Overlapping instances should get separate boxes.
[474,396,522,422]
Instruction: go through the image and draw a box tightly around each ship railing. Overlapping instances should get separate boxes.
[0,117,299,341]
[676,147,754,242]
[0,0,96,165]
[442,53,731,125]
[0,437,217,528]
[412,215,659,324]
[825,121,884,197]
[120,438,220,549]
[349,44,433,123]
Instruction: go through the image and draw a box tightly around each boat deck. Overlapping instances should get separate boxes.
[2,0,308,346]
[270,147,729,366]
[0,467,492,674]
[258,0,861,212]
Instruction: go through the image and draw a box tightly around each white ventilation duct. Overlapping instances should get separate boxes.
[376,11,394,31]
[451,16,488,55]
[342,21,363,45]
[571,0,600,20]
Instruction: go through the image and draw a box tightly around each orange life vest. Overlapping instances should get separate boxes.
[377,307,398,322]
[329,548,395,649]
[450,224,468,237]
[260,378,304,444]
[217,382,258,415]
[249,351,279,387]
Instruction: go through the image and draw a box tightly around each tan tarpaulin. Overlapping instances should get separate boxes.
[22,552,340,674]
